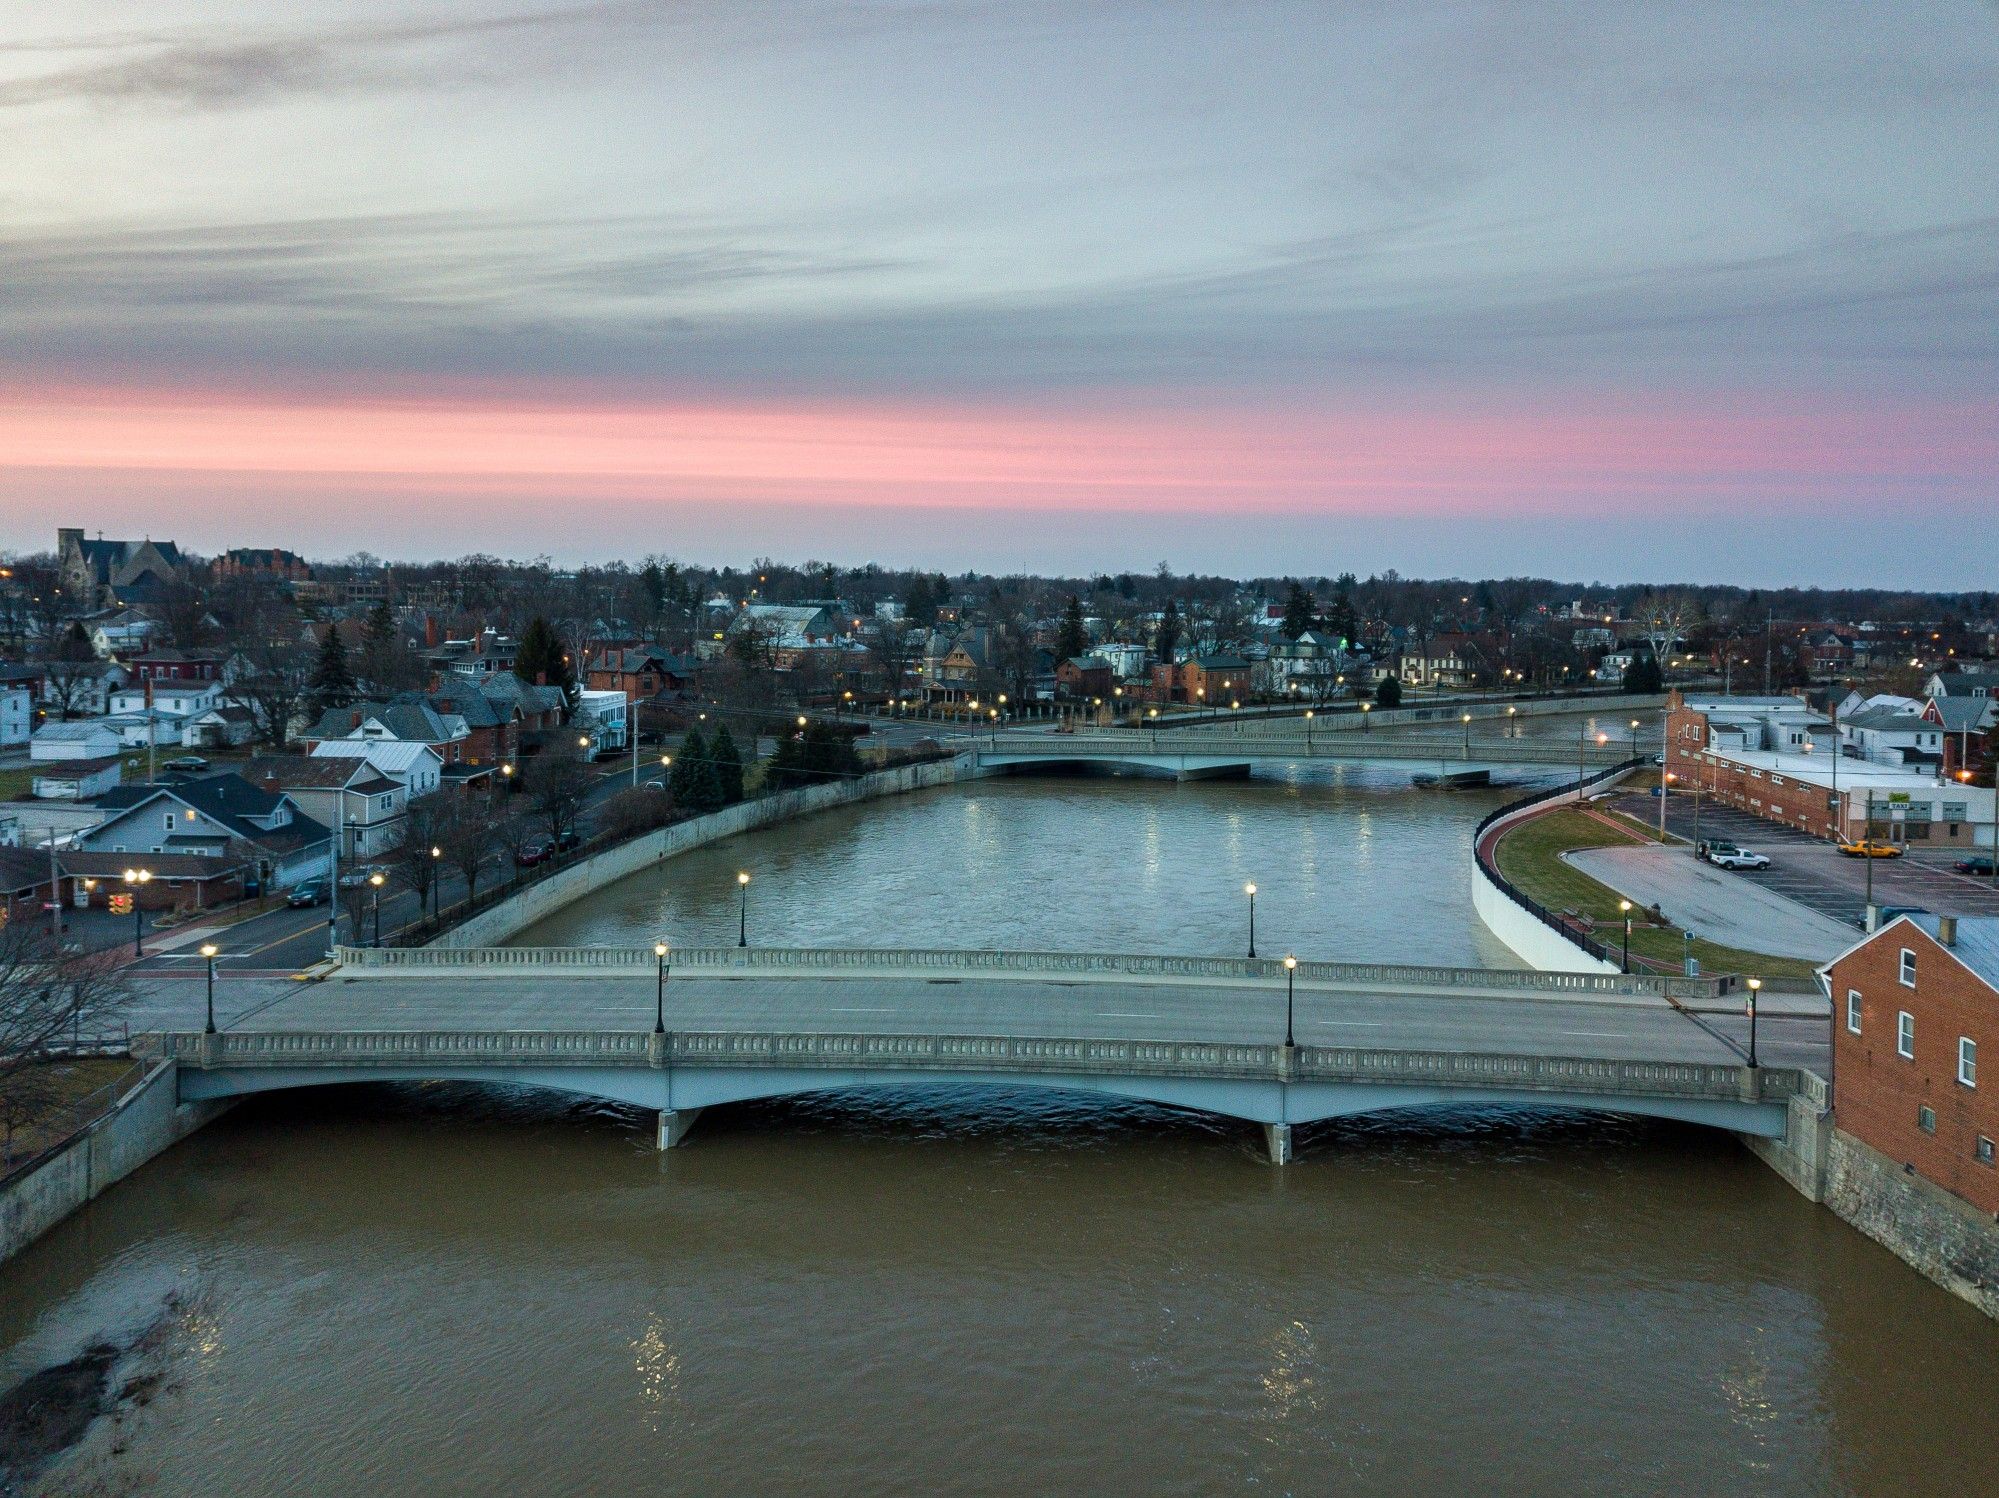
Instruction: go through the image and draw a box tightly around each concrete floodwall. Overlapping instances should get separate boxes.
[436,756,980,949]
[0,1061,228,1267]
[1470,777,1635,974]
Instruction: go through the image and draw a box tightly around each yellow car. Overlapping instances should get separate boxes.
[1838,839,1903,859]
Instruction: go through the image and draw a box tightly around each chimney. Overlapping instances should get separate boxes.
[1938,915,1958,948]
[349,710,361,730]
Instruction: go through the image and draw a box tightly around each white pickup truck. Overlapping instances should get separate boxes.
[1701,840,1771,871]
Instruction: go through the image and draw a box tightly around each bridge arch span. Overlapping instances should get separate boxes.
[172,1059,1788,1146]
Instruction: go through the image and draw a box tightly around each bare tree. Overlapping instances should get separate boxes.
[226,640,315,749]
[432,798,497,907]
[0,927,130,1161]
[386,797,451,917]
[523,747,593,849]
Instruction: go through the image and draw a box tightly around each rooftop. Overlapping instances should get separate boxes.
[1907,914,1999,993]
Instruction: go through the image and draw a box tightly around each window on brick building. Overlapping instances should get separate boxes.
[1918,1104,1936,1134]
[1899,949,1917,987]
[1898,1011,1915,1058]
[1977,1136,1996,1167]
[1846,990,1862,1034]
[1960,1038,1978,1089]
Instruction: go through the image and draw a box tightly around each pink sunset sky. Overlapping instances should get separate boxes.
[3,3,1996,582]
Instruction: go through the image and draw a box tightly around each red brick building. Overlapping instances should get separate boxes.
[1828,915,1997,1214]
[128,648,224,684]
[1055,657,1113,700]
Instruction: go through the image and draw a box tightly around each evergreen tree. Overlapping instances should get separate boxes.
[309,625,356,715]
[1324,590,1359,650]
[1057,596,1089,661]
[1154,599,1182,664]
[516,615,575,701]
[671,725,708,806]
[904,575,937,630]
[709,724,745,805]
[1375,674,1403,708]
[1624,653,1665,694]
[1280,582,1317,640]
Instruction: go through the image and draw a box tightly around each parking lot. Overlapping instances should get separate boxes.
[1610,792,1999,928]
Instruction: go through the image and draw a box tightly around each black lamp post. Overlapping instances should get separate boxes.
[737,871,751,947]
[370,873,384,947]
[1746,977,1762,1068]
[201,941,219,1034]
[1619,899,1633,973]
[1283,954,1297,1048]
[1244,882,1258,959]
[123,868,150,957]
[653,941,669,1035]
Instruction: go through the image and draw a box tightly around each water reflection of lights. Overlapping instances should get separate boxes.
[632,1316,682,1433]
[1259,1319,1323,1424]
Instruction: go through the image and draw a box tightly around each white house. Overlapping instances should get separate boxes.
[574,689,630,758]
[31,757,122,801]
[39,662,127,717]
[29,720,122,762]
[0,684,30,748]
[180,704,257,749]
[309,739,444,798]
[109,680,222,720]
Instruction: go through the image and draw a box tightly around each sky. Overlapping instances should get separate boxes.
[2,1,1995,585]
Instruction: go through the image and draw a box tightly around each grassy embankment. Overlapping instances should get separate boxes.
[1493,806,1819,981]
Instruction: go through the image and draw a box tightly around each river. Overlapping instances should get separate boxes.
[4,763,1995,1496]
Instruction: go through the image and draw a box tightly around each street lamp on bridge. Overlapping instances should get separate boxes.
[201,942,219,1034]
[737,871,751,947]
[1619,899,1633,972]
[654,941,670,1036]
[1745,977,1762,1068]
[1244,882,1258,959]
[1283,954,1297,1048]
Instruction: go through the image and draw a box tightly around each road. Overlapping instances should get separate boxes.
[122,968,1830,1075]
[1614,792,1999,924]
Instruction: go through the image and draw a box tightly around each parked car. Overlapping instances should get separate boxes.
[1702,841,1770,870]
[336,868,375,889]
[554,827,583,852]
[1954,855,1998,876]
[163,755,209,772]
[1838,839,1903,859]
[286,880,327,908]
[516,838,554,868]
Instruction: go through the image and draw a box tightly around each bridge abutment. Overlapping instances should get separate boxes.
[1262,1122,1294,1165]
[656,1108,704,1150]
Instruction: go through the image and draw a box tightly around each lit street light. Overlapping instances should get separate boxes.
[737,871,751,947]
[1619,898,1633,972]
[1244,881,1258,959]
[201,942,220,1034]
[1745,977,1762,1068]
[123,867,151,956]
[368,871,385,946]
[654,941,670,1035]
[1283,954,1298,1048]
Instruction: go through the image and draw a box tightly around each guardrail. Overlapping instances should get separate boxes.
[1472,760,1645,968]
[142,1027,1798,1105]
[332,941,1723,1001]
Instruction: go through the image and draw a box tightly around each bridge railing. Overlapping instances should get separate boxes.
[332,941,1723,1001]
[971,734,1632,765]
[142,1027,1802,1106]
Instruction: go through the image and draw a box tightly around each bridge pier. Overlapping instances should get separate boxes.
[1262,1122,1294,1165]
[1176,762,1252,781]
[656,1108,704,1150]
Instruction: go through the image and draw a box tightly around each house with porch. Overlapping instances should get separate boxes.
[242,755,407,859]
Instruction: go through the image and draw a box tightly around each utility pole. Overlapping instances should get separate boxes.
[1763,610,1773,695]
[48,837,63,940]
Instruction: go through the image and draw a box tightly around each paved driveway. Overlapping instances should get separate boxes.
[1565,846,1856,962]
